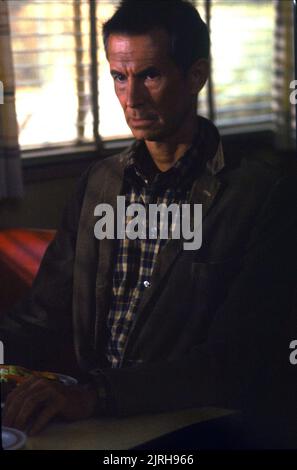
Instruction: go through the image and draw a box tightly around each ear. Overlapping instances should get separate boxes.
[188,59,209,95]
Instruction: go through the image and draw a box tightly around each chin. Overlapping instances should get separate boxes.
[130,127,165,141]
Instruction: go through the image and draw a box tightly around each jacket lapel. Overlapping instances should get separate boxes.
[93,153,129,357]
[74,150,128,369]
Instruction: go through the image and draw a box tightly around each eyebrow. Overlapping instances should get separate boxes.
[110,66,160,78]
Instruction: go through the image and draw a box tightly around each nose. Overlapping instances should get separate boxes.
[126,78,145,108]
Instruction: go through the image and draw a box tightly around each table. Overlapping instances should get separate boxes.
[26,407,233,450]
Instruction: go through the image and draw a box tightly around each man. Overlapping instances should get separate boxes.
[1,0,297,438]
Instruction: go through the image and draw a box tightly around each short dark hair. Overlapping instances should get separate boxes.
[103,0,210,71]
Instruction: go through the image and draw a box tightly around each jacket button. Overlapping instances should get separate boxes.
[143,280,151,288]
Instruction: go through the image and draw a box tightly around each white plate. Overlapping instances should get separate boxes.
[2,427,27,450]
[55,373,78,386]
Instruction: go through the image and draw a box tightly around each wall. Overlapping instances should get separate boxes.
[0,176,77,230]
[0,131,291,231]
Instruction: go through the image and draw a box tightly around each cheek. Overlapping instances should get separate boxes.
[152,79,188,114]
[114,89,127,109]
[155,91,185,117]
[149,88,174,112]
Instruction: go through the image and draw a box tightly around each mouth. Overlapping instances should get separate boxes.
[129,116,157,128]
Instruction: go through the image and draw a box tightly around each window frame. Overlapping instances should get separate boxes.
[22,128,278,185]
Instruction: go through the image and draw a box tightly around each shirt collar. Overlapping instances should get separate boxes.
[124,116,225,190]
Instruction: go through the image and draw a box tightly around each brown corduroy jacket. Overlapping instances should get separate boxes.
[1,117,297,420]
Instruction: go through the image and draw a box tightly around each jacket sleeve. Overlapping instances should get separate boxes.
[93,172,297,422]
[0,169,90,370]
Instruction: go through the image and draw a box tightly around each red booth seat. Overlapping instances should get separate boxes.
[0,229,56,314]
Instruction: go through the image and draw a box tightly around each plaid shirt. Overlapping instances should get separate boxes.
[105,139,202,368]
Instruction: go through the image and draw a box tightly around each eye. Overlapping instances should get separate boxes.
[112,73,126,83]
[145,70,161,80]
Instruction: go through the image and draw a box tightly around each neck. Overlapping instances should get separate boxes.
[145,114,198,172]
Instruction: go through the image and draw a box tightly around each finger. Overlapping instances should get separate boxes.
[3,378,49,427]
[4,376,41,411]
[21,377,55,392]
[3,386,36,427]
[5,376,36,404]
[28,402,60,436]
[5,377,53,409]
[13,388,54,430]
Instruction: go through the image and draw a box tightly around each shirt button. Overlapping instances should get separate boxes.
[143,280,151,288]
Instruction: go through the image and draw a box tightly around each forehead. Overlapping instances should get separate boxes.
[106,29,172,68]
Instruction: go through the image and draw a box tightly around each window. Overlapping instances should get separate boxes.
[196,0,275,132]
[8,0,96,149]
[8,0,276,152]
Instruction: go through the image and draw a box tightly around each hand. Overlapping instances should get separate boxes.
[2,376,98,436]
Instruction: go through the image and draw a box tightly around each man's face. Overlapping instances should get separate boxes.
[106,29,196,141]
